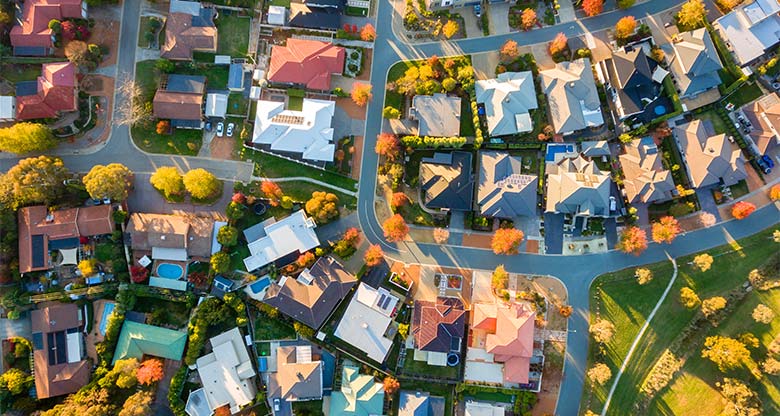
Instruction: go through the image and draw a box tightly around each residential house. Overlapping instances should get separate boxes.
[410,93,462,137]
[398,390,447,416]
[411,297,467,367]
[580,140,611,159]
[328,365,384,416]
[288,0,344,31]
[545,154,613,217]
[714,0,780,66]
[152,74,206,129]
[477,151,538,218]
[243,210,320,272]
[251,98,336,162]
[664,28,723,99]
[0,96,15,121]
[420,151,474,211]
[540,58,604,135]
[161,0,218,60]
[16,62,78,120]
[18,205,114,274]
[604,46,664,120]
[267,39,345,90]
[186,328,256,415]
[262,256,357,329]
[334,283,399,363]
[475,72,539,136]
[10,0,87,55]
[673,119,747,188]
[424,0,499,10]
[465,400,507,416]
[31,303,90,399]
[112,320,187,364]
[742,92,780,154]
[619,137,676,204]
[266,344,323,415]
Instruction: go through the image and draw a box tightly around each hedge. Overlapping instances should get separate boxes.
[167,366,188,416]
[400,135,467,149]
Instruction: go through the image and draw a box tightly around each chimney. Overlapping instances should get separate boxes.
[297,372,304,381]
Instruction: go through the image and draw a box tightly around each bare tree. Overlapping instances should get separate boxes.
[113,75,152,126]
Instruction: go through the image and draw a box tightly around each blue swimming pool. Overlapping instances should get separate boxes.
[99,302,116,336]
[156,263,184,279]
[545,144,575,162]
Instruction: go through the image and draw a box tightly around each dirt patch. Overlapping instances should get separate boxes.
[357,49,373,81]
[461,232,492,249]
[91,19,119,67]
[350,135,363,180]
[336,97,367,121]
[210,137,238,160]
[533,341,564,416]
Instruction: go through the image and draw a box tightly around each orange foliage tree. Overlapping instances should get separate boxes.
[770,184,780,201]
[617,226,648,255]
[491,228,525,255]
[156,120,169,135]
[731,201,756,220]
[521,8,537,30]
[360,24,376,41]
[351,83,372,107]
[382,214,409,242]
[343,227,361,246]
[651,216,681,244]
[499,39,520,62]
[383,376,401,394]
[582,0,604,16]
[136,358,164,386]
[296,252,316,268]
[375,133,401,161]
[214,406,231,416]
[549,33,568,56]
[364,244,384,267]
[615,16,637,40]
[261,180,284,206]
[391,192,408,209]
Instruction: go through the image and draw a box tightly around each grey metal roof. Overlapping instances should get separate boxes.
[166,74,206,94]
[477,151,538,218]
[411,93,462,137]
[475,72,539,136]
[420,151,474,211]
[540,58,604,134]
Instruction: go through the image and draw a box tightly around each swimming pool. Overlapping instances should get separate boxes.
[545,143,575,162]
[99,302,116,336]
[156,263,184,280]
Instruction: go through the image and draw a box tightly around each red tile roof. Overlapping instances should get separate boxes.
[160,12,218,60]
[16,62,77,120]
[412,297,466,353]
[478,302,535,384]
[267,38,345,90]
[153,91,203,120]
[10,0,84,48]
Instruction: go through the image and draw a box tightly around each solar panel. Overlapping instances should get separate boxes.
[31,235,45,268]
[382,296,391,310]
[47,333,55,365]
[377,294,386,308]
[32,333,43,350]
[55,331,66,364]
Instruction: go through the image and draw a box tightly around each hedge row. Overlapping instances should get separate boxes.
[400,135,467,149]
[167,366,188,416]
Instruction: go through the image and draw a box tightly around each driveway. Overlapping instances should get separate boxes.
[460,7,483,39]
[696,186,723,222]
[487,3,511,35]
[471,51,499,80]
[543,213,565,255]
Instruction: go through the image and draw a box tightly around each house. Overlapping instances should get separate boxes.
[288,0,344,31]
[31,303,90,399]
[475,72,539,136]
[540,58,604,135]
[205,93,228,119]
[420,151,474,211]
[545,154,613,217]
[161,0,217,60]
[604,46,663,120]
[262,256,357,329]
[243,210,320,272]
[398,390,447,416]
[266,344,323,414]
[673,119,747,188]
[0,96,15,121]
[410,93,462,137]
[328,365,384,416]
[186,328,256,415]
[267,5,287,26]
[228,63,246,92]
[152,74,206,129]
[18,205,113,274]
[664,28,723,99]
[742,92,780,154]
[714,0,780,66]
[477,151,538,218]
[251,99,336,162]
[619,137,676,204]
[16,62,78,120]
[112,320,187,364]
[267,39,345,90]
[334,283,399,363]
[465,400,506,416]
[580,140,611,159]
[10,0,87,56]
[411,297,467,366]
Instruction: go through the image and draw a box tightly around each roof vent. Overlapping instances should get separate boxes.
[45,214,54,222]
[161,235,166,240]
[568,82,576,88]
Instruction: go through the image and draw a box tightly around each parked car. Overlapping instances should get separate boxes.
[737,115,746,123]
[609,196,617,212]
[216,122,224,137]
[756,157,772,174]
[474,4,481,17]
[734,121,741,129]
[205,121,212,131]
[762,154,775,168]
[227,123,235,137]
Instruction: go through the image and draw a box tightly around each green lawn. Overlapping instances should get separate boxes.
[696,109,728,134]
[268,0,290,6]
[254,315,296,340]
[287,95,304,111]
[135,60,159,100]
[402,350,460,379]
[0,63,42,83]
[138,16,162,48]
[215,14,250,57]
[292,400,324,415]
[131,123,202,155]
[726,82,764,108]
[581,227,780,415]
[384,90,404,112]
[242,147,358,192]
[227,93,249,116]
[460,97,475,137]
[345,5,368,16]
[397,202,435,226]
[228,244,250,272]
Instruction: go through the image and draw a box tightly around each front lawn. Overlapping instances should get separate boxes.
[138,16,163,48]
[402,350,460,379]
[215,14,250,57]
[254,315,296,340]
[131,123,202,155]
[241,146,358,192]
[725,82,763,108]
[268,0,290,6]
[227,93,249,116]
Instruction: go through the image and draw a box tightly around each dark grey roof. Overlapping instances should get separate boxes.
[171,118,202,128]
[420,151,474,211]
[229,64,245,90]
[192,7,216,27]
[14,46,48,56]
[289,3,341,30]
[609,48,659,116]
[16,81,38,97]
[477,151,538,218]
[165,74,206,94]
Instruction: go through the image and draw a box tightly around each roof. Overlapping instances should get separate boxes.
[412,297,466,353]
[267,5,287,25]
[251,98,336,162]
[161,7,217,60]
[420,151,474,211]
[540,58,604,134]
[742,92,780,154]
[243,210,320,271]
[475,72,539,136]
[465,401,506,416]
[194,328,257,414]
[127,213,215,259]
[267,38,345,90]
[205,93,228,118]
[328,365,384,416]
[153,74,206,120]
[16,62,77,120]
[0,96,15,120]
[228,63,245,90]
[10,0,83,48]
[580,140,611,157]
[714,0,780,65]
[619,137,676,204]
[31,303,90,399]
[18,205,113,273]
[334,283,398,363]
[410,93,462,137]
[112,321,187,364]
[673,119,748,188]
[267,345,324,402]
[398,391,447,416]
[262,256,357,329]
[666,29,723,97]
[607,47,659,118]
[288,3,342,31]
[474,302,535,384]
[185,388,211,416]
[477,151,538,218]
[545,154,612,217]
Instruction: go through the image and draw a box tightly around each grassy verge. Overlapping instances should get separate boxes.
[131,124,202,155]
[215,14,250,57]
[345,5,368,16]
[241,146,358,192]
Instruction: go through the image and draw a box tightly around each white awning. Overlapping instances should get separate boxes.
[59,248,78,266]
[212,221,227,255]
[149,276,188,291]
[152,247,188,261]
[652,66,669,84]
[138,255,152,267]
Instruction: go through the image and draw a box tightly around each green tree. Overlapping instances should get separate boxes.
[383,106,401,119]
[225,201,245,223]
[183,168,222,200]
[0,156,70,209]
[83,163,134,201]
[294,322,315,338]
[150,166,184,200]
[702,336,750,371]
[155,59,174,73]
[48,19,62,33]
[0,123,56,154]
[216,225,239,247]
[442,77,457,92]
[0,368,32,395]
[210,252,230,274]
[119,391,154,416]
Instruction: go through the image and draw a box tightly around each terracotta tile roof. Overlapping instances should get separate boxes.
[480,302,535,384]
[127,213,214,258]
[153,91,203,120]
[412,297,466,353]
[267,38,345,90]
[743,93,780,154]
[10,0,84,48]
[16,62,77,120]
[161,12,217,60]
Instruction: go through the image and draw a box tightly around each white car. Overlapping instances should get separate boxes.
[216,122,224,137]
[227,123,235,137]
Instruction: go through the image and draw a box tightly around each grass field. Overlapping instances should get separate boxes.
[242,147,358,192]
[216,14,250,57]
[227,93,249,116]
[131,123,202,155]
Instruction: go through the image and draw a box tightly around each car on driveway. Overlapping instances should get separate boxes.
[762,154,775,168]
[227,123,235,137]
[216,122,224,137]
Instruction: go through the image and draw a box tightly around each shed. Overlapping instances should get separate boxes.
[0,96,16,121]
[205,93,228,118]
[267,5,287,26]
[214,55,231,65]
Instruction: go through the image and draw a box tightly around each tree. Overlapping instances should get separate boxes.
[296,252,316,268]
[442,77,457,92]
[398,323,409,339]
[65,40,90,67]
[652,216,681,244]
[559,305,573,318]
[383,106,401,119]
[156,120,169,134]
[360,23,376,41]
[155,58,174,73]
[210,252,230,274]
[136,359,163,386]
[615,16,637,40]
[0,122,56,154]
[718,378,762,416]
[693,253,713,272]
[635,268,653,285]
[83,163,134,201]
[549,32,568,56]
[679,287,701,308]
[677,0,707,30]
[342,227,361,246]
[762,358,780,375]
[261,180,284,206]
[748,268,765,288]
[150,166,184,199]
[775,229,780,243]
[364,244,384,266]
[433,227,450,244]
[442,20,459,39]
[521,8,537,30]
[351,83,372,107]
[216,225,239,247]
[111,358,141,389]
[491,228,525,255]
[582,0,604,16]
[375,133,401,161]
[383,376,401,394]
[617,226,647,255]
[752,304,775,324]
[0,368,32,395]
[78,258,97,277]
[305,192,340,223]
[48,19,62,33]
[702,336,750,371]
[701,296,727,318]
[0,156,70,209]
[225,201,245,223]
[732,201,756,219]
[183,168,222,200]
[382,214,409,242]
[698,212,717,228]
[499,39,520,62]
[617,0,635,9]
[768,183,780,201]
[294,322,315,338]
[587,363,612,385]
[390,192,408,210]
[130,265,149,284]
[119,391,153,416]
[590,319,615,344]
[492,265,509,291]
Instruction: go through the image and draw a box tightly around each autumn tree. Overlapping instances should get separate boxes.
[521,8,537,30]
[343,227,361,246]
[615,16,637,40]
[693,253,713,272]
[375,133,401,161]
[136,359,163,386]
[364,244,384,267]
[549,32,568,56]
[0,155,70,209]
[78,258,97,276]
[635,268,653,285]
[559,305,573,318]
[752,304,775,324]
[763,358,780,375]
[83,163,134,201]
[183,169,222,200]
[0,122,56,154]
[442,20,459,39]
[382,214,409,242]
[294,322,315,338]
[360,23,376,41]
[210,251,230,274]
[296,252,316,269]
[492,265,509,291]
[590,319,615,344]
[698,212,717,228]
[718,378,762,416]
[351,83,372,107]
[0,368,32,395]
[769,184,780,201]
[119,391,153,416]
[149,166,184,200]
[216,225,239,247]
[677,0,707,30]
[587,363,612,385]
[652,216,681,244]
[261,181,284,206]
[679,287,701,308]
[491,228,525,255]
[582,0,604,16]
[305,192,340,224]
[617,226,648,255]
[383,376,401,394]
[499,39,520,62]
[64,40,90,67]
[732,201,756,219]
[702,336,750,371]
[390,192,408,209]
[433,227,450,244]
[156,120,169,134]
[701,296,727,318]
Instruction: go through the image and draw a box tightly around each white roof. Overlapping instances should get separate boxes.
[185,388,211,416]
[334,283,397,363]
[243,210,319,271]
[149,276,189,291]
[195,327,257,413]
[251,99,336,162]
[715,0,780,65]
[214,55,232,65]
[152,247,188,261]
[169,0,202,15]
[475,72,538,136]
[212,221,227,255]
[250,86,262,100]
[465,401,506,416]
[66,332,82,363]
[138,255,152,267]
[267,5,287,26]
[465,348,504,384]
[0,96,15,120]
[206,93,228,118]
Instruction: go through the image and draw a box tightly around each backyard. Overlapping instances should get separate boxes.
[254,315,296,341]
[215,13,250,57]
[227,93,249,116]
[0,63,43,83]
[401,351,460,379]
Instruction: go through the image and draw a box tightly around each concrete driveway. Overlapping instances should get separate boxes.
[471,51,499,80]
[487,3,511,35]
[696,186,723,222]
[460,7,484,38]
[543,213,565,254]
